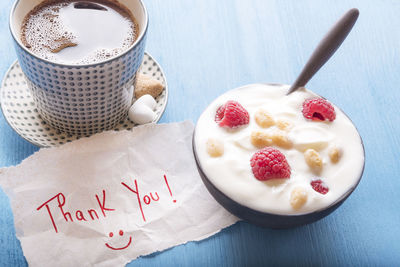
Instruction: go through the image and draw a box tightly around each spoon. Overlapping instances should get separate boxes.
[287,8,359,95]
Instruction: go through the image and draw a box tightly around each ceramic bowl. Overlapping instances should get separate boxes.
[192,83,365,228]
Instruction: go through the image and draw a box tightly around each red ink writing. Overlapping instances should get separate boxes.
[57,193,73,222]
[163,175,177,203]
[36,176,177,234]
[96,190,115,217]
[105,229,132,251]
[88,209,99,220]
[76,210,87,221]
[143,195,151,205]
[121,178,164,222]
[121,179,146,222]
[36,193,61,233]
[143,192,160,205]
[36,190,115,233]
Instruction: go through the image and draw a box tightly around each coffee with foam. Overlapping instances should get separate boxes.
[21,0,138,65]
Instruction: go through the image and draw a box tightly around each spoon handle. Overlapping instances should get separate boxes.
[287,8,359,95]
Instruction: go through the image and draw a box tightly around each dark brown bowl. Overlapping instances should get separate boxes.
[192,84,365,229]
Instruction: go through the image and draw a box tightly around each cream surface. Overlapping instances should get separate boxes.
[194,84,364,215]
[22,1,136,65]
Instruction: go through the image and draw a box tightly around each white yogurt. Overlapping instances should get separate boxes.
[194,84,364,215]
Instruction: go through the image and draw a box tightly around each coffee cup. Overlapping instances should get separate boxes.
[9,0,148,135]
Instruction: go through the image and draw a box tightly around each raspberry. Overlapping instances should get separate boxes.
[302,98,336,121]
[215,100,249,128]
[250,147,291,181]
[310,179,329,194]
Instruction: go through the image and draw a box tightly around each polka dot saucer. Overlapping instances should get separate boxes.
[0,52,168,147]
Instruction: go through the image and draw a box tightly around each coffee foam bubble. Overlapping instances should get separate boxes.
[21,1,138,64]
[22,3,73,60]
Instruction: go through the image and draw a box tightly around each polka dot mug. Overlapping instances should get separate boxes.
[9,0,148,136]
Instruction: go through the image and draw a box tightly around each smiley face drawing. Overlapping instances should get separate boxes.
[105,230,132,250]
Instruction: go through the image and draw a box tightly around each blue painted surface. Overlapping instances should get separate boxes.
[1,0,399,266]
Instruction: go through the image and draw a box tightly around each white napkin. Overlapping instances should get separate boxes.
[0,121,238,267]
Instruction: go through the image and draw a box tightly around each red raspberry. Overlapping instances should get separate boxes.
[215,100,249,128]
[302,98,336,121]
[310,179,329,194]
[250,147,291,181]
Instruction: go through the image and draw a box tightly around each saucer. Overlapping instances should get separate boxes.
[0,52,168,147]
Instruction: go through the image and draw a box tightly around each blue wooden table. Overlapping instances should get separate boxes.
[1,0,400,266]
